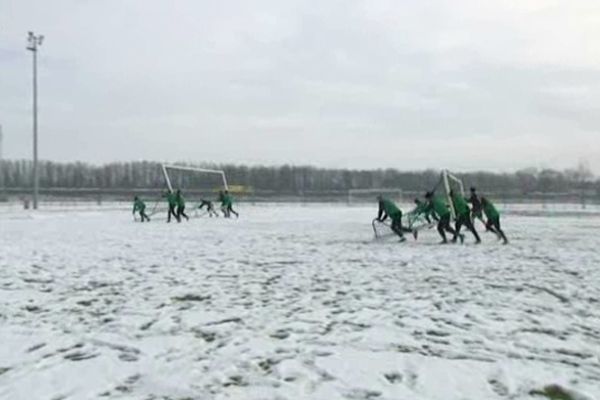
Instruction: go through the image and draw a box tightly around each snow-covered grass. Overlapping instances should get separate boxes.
[0,204,598,400]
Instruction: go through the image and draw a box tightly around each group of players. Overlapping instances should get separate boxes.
[132,189,239,223]
[131,184,506,244]
[377,187,508,244]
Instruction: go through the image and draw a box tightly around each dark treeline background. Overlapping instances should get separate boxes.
[1,160,598,199]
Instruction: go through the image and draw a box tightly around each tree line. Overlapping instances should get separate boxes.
[0,160,597,197]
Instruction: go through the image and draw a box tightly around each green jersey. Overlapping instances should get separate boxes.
[413,201,430,216]
[379,198,402,220]
[429,196,450,218]
[452,193,470,217]
[176,194,185,208]
[133,198,145,213]
[166,192,177,206]
[482,199,500,220]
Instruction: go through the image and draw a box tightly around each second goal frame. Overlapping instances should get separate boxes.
[161,164,229,192]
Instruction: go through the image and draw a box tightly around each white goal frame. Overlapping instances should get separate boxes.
[161,164,229,192]
[441,169,464,220]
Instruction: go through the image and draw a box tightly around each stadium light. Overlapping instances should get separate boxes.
[26,31,43,209]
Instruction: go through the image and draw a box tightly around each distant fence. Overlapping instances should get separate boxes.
[0,187,598,209]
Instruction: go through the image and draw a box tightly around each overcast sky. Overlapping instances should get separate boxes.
[1,0,599,173]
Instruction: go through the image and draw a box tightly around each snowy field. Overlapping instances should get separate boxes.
[0,204,599,400]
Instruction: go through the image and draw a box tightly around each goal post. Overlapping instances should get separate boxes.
[440,169,464,220]
[145,164,231,218]
[161,164,229,192]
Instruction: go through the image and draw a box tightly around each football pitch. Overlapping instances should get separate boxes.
[1,204,598,400]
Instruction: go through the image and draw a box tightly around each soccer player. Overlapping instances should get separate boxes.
[218,191,229,217]
[376,195,414,242]
[450,190,481,244]
[468,187,485,226]
[132,196,150,222]
[175,189,190,222]
[425,191,459,244]
[482,197,509,244]
[198,199,219,217]
[224,190,239,218]
[164,189,179,223]
[412,198,433,224]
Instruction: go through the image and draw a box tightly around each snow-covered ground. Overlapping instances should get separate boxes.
[0,204,598,400]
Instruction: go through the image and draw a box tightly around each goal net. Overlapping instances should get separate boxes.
[348,188,403,205]
[147,164,229,217]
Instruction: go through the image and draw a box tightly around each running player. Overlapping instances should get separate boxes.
[376,195,414,242]
[175,189,190,222]
[450,190,481,244]
[224,190,239,218]
[132,196,150,222]
[218,191,229,217]
[164,189,179,223]
[412,198,433,224]
[425,191,459,244]
[198,199,219,217]
[468,187,486,227]
[482,197,509,244]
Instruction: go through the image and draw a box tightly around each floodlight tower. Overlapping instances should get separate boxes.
[27,31,44,209]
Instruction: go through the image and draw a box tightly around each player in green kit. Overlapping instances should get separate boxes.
[482,197,508,244]
[164,189,179,223]
[376,195,414,242]
[199,199,219,217]
[450,190,481,244]
[468,187,487,229]
[175,189,189,222]
[405,198,435,239]
[132,196,150,222]
[425,191,459,244]
[412,198,433,224]
[224,190,239,218]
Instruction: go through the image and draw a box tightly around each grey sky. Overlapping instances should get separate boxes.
[1,0,599,173]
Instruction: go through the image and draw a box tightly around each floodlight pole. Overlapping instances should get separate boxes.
[27,31,43,210]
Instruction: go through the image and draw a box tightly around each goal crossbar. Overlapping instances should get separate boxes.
[161,164,229,192]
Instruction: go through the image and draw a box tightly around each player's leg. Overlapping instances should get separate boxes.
[170,205,179,222]
[464,216,481,243]
[437,215,449,243]
[181,206,189,221]
[452,216,462,243]
[228,205,239,218]
[491,217,508,244]
[450,215,464,243]
[390,218,407,241]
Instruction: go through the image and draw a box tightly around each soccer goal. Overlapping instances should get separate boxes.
[439,169,464,220]
[147,164,230,217]
[161,164,228,192]
[347,188,403,205]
